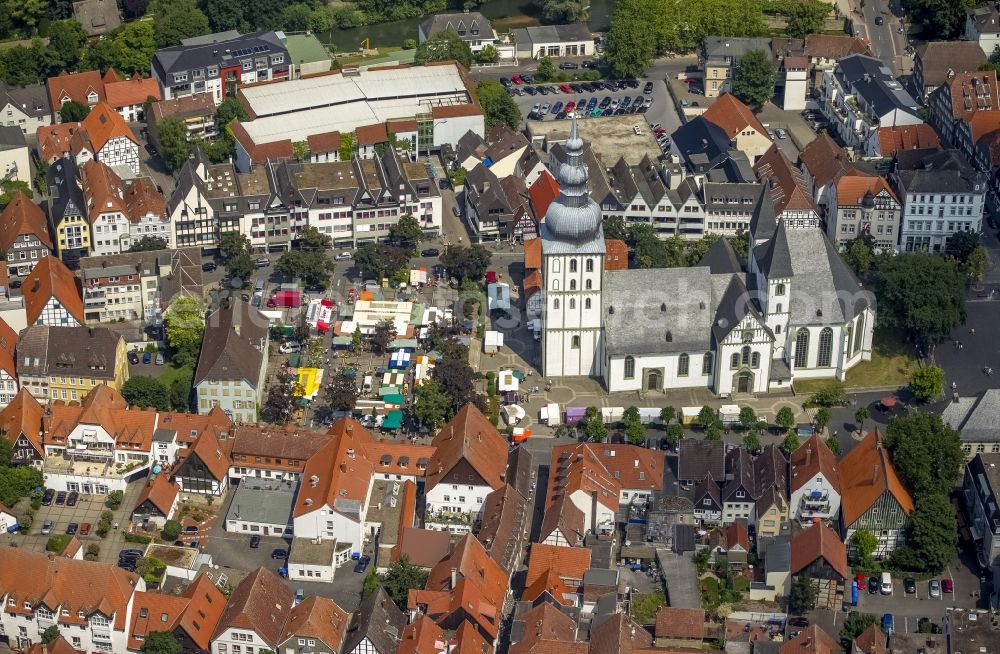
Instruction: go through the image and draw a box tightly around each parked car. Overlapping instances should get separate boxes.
[421,248,440,257]
[511,74,523,84]
[119,549,143,560]
[942,578,954,593]
[776,128,788,139]
[183,525,199,534]
[524,85,537,95]
[272,548,288,560]
[354,555,371,573]
[202,262,218,272]
[880,572,893,595]
[155,352,164,365]
[644,81,654,94]
[881,613,894,635]
[66,491,79,506]
[294,588,305,605]
[80,523,91,535]
[250,535,260,548]
[66,523,78,535]
[788,617,809,628]
[41,520,53,535]
[255,257,270,268]
[904,577,916,594]
[558,61,579,69]
[189,540,199,548]
[929,579,941,598]
[868,577,879,594]
[42,489,54,506]
[279,341,301,354]
[499,76,511,87]
[128,351,139,365]
[55,491,67,505]
[143,352,152,364]
[334,251,353,261]
[874,14,883,24]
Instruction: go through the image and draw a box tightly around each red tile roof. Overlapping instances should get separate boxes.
[790,434,841,494]
[655,607,706,640]
[293,419,375,518]
[431,103,483,119]
[48,70,107,109]
[804,34,871,59]
[604,238,629,271]
[132,472,179,517]
[780,624,840,654]
[397,614,445,654]
[0,389,44,457]
[387,118,419,133]
[46,386,158,453]
[527,543,592,586]
[230,120,294,165]
[941,71,998,120]
[0,190,52,252]
[835,172,899,206]
[545,443,621,515]
[799,133,853,189]
[306,130,341,154]
[281,596,350,651]
[702,93,769,140]
[355,122,389,146]
[36,123,82,163]
[80,102,138,152]
[840,429,914,527]
[523,269,542,299]
[528,168,560,220]
[753,143,815,213]
[790,522,850,580]
[104,76,160,108]
[213,568,293,645]
[25,635,81,654]
[876,124,940,156]
[426,403,509,493]
[392,527,453,568]
[524,237,542,270]
[510,602,585,654]
[22,255,85,326]
[853,623,889,654]
[522,566,572,605]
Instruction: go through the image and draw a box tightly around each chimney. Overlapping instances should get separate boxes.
[806,446,812,467]
[451,567,458,589]
[340,462,347,473]
[233,323,240,337]
[872,464,879,484]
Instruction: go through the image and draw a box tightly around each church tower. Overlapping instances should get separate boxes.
[540,118,605,378]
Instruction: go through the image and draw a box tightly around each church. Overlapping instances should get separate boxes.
[538,119,875,395]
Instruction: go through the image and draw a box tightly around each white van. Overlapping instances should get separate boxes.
[361,375,373,394]
[880,572,893,595]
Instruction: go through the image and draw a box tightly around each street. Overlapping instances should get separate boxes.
[852,0,910,76]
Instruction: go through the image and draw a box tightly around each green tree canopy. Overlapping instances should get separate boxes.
[440,244,492,281]
[161,519,182,540]
[738,406,758,431]
[130,236,169,252]
[414,30,472,69]
[909,365,945,403]
[387,215,423,248]
[849,529,878,565]
[784,0,829,38]
[775,406,796,431]
[605,6,656,79]
[842,235,875,277]
[539,0,589,22]
[732,49,777,109]
[164,296,206,366]
[354,243,411,281]
[155,116,193,172]
[59,100,90,123]
[48,19,87,70]
[535,56,556,82]
[892,492,957,574]
[813,407,831,432]
[743,431,762,453]
[326,372,358,412]
[41,626,60,644]
[412,379,452,430]
[876,251,966,345]
[884,412,964,498]
[901,0,974,39]
[143,631,182,654]
[371,319,397,354]
[603,216,627,241]
[789,575,818,614]
[0,465,44,507]
[476,78,521,131]
[151,0,210,47]
[945,229,979,262]
[780,431,800,455]
[112,21,157,73]
[276,250,334,287]
[381,555,429,609]
[121,376,171,410]
[839,612,877,647]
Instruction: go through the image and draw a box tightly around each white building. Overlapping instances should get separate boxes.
[79,103,140,177]
[423,404,508,533]
[789,434,842,524]
[0,83,51,135]
[512,23,594,59]
[419,12,499,53]
[781,56,809,111]
[0,547,144,651]
[540,119,875,396]
[224,480,295,536]
[827,172,902,249]
[966,2,1000,56]
[211,568,292,654]
[0,125,30,184]
[892,150,987,253]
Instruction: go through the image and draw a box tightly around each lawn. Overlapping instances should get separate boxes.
[795,330,916,394]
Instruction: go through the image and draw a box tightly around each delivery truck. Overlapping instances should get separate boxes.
[267,290,303,308]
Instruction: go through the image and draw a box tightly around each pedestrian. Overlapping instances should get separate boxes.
[972,328,976,335]
[960,342,964,350]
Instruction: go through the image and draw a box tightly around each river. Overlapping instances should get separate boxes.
[323,0,616,53]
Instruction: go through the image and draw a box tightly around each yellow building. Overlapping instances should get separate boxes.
[15,325,129,404]
[47,157,93,260]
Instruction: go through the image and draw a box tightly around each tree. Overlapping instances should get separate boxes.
[945,229,979,262]
[202,0,246,32]
[901,0,974,40]
[809,380,846,407]
[775,406,796,432]
[219,232,254,283]
[697,405,717,428]
[352,325,363,350]
[121,376,170,410]
[814,407,831,433]
[605,11,656,80]
[161,519,182,540]
[732,49,777,109]
[106,490,124,509]
[155,116,193,172]
[666,423,683,450]
[280,2,312,30]
[143,631,182,654]
[151,0,210,48]
[276,250,334,287]
[59,100,90,123]
[849,529,878,565]
[784,0,828,38]
[839,612,877,646]
[381,555,429,609]
[354,243,410,281]
[966,245,990,284]
[743,431,762,453]
[432,359,483,417]
[48,19,87,70]
[738,406,757,431]
[659,406,676,425]
[540,0,588,22]
[623,406,645,445]
[262,367,297,424]
[414,30,472,69]
[854,407,870,435]
[412,380,453,430]
[705,423,723,441]
[824,435,840,454]
[788,575,818,614]
[112,21,157,73]
[164,296,205,367]
[842,235,874,277]
[779,431,800,455]
[535,55,556,82]
[0,44,44,86]
[129,236,169,252]
[41,626,59,644]
[884,412,964,498]
[167,366,193,412]
[371,319,397,355]
[603,215,627,241]
[584,410,609,442]
[440,244,492,281]
[893,492,957,574]
[0,465,43,507]
[910,365,945,402]
[326,372,358,412]
[476,78,521,131]
[362,567,380,599]
[876,251,966,345]
[388,215,423,249]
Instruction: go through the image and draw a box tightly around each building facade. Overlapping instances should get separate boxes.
[827,173,902,249]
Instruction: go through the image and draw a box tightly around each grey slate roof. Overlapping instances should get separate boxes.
[835,54,920,118]
[152,31,288,80]
[702,37,773,62]
[915,41,987,89]
[699,237,743,275]
[679,439,727,483]
[193,300,268,386]
[72,0,121,36]
[16,326,121,380]
[723,448,755,502]
[0,83,50,121]
[943,389,1000,443]
[0,125,27,149]
[420,12,492,43]
[894,149,987,194]
[702,181,763,215]
[753,223,871,324]
[765,534,791,573]
[601,267,718,355]
[513,23,592,45]
[342,587,404,654]
[225,481,295,527]
[673,117,734,174]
